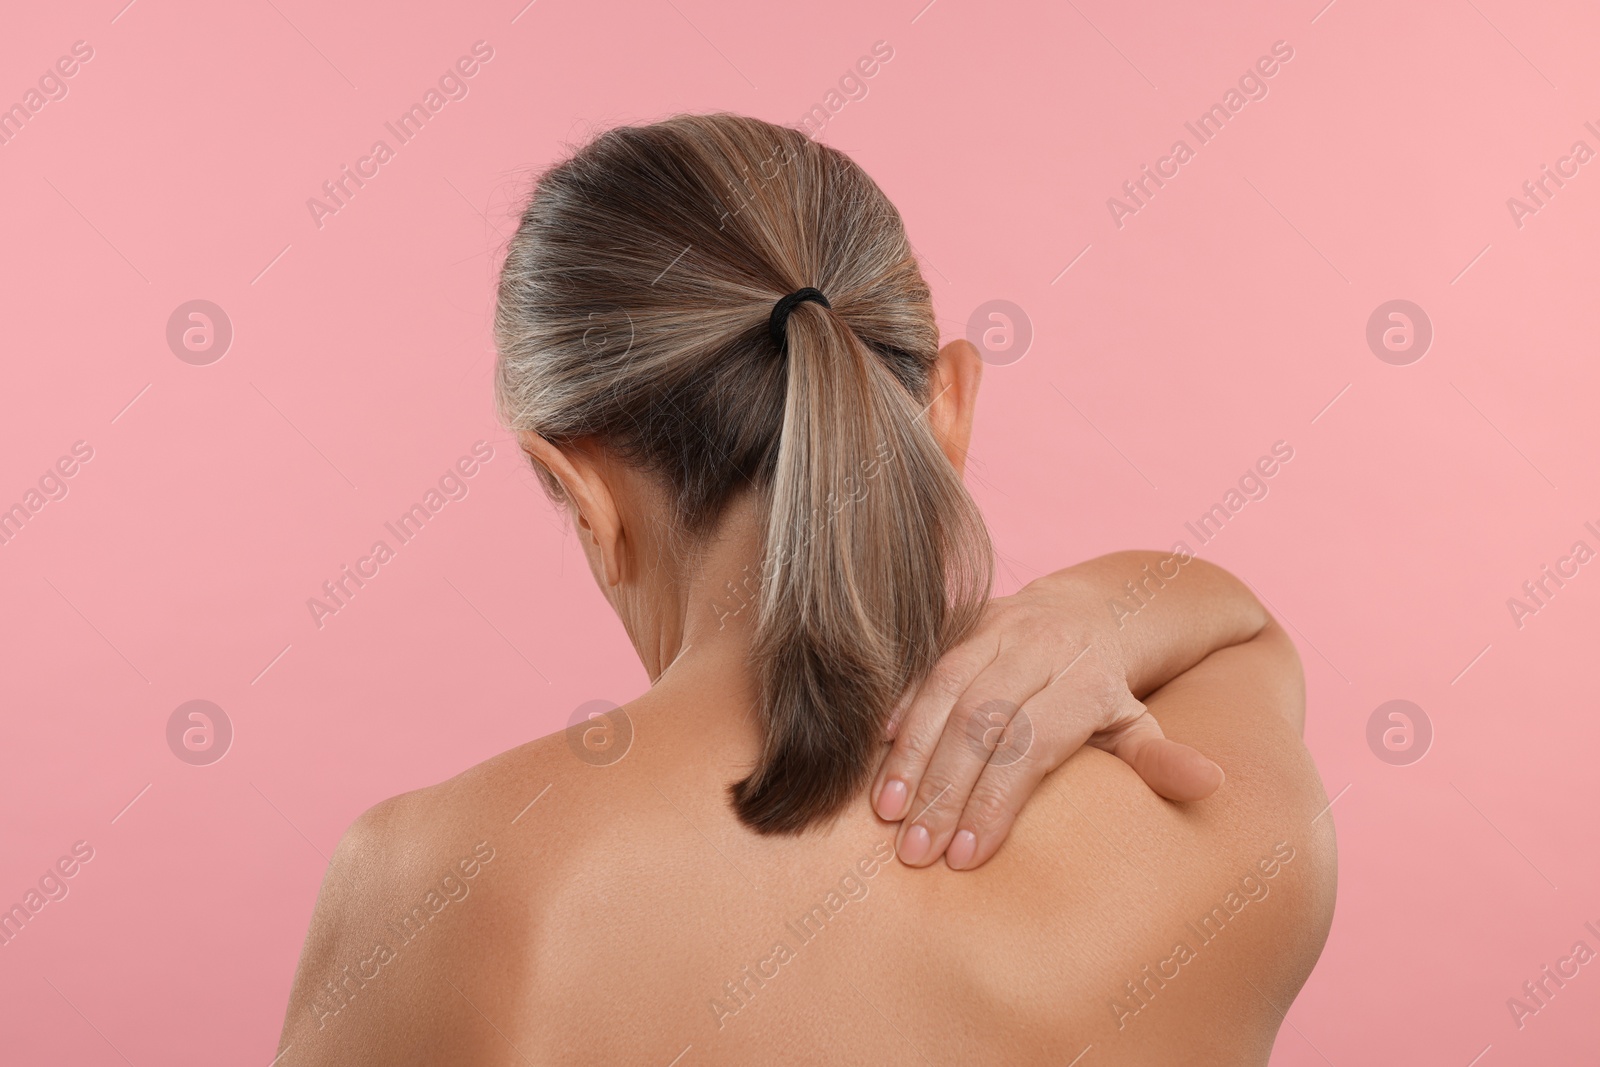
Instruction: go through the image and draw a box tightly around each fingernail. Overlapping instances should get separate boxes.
[878,778,908,820]
[899,823,931,865]
[947,830,977,870]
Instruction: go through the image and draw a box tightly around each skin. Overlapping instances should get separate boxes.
[874,546,1272,871]
[278,340,1337,1064]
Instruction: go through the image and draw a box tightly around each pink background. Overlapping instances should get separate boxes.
[3,0,1598,1062]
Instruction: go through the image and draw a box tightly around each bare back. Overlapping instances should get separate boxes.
[280,622,1335,1066]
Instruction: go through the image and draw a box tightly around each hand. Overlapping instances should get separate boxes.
[870,563,1230,870]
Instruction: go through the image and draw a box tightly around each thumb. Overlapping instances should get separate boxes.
[1102,712,1224,802]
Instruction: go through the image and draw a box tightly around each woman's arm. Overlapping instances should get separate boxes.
[275,792,502,1067]
[1048,617,1335,1052]
[873,550,1276,870]
[1077,549,1271,700]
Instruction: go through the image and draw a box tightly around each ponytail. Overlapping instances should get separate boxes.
[731,302,991,832]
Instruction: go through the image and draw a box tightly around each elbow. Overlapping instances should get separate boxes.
[1256,617,1307,734]
[1184,554,1271,639]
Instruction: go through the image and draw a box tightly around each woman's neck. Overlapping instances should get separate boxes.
[611,492,769,689]
[620,528,768,762]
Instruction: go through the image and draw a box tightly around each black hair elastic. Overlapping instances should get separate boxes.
[768,287,831,350]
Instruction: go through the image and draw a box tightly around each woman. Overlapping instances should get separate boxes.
[279,114,1335,1065]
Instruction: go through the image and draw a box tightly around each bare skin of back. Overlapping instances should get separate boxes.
[279,618,1335,1066]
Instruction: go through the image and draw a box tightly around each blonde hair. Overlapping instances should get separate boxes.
[495,113,992,832]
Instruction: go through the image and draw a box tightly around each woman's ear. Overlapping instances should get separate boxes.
[517,431,627,587]
[927,339,982,475]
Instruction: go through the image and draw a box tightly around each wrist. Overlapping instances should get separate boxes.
[1029,566,1136,687]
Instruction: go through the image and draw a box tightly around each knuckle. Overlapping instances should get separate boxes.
[1102,691,1146,730]
[912,775,961,823]
[992,707,1038,767]
[891,720,940,767]
[961,785,1017,832]
[1088,677,1131,724]
[961,699,1024,761]
[926,662,970,701]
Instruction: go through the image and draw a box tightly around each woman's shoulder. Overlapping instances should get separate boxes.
[327,732,567,871]
[965,620,1338,1055]
[275,730,599,1062]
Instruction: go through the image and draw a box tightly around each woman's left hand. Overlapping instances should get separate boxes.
[871,551,1264,870]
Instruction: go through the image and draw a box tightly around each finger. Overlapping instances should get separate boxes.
[942,680,1110,870]
[871,636,1001,823]
[948,701,1225,871]
[883,683,917,741]
[1096,709,1224,802]
[893,663,1049,866]
[944,731,1054,870]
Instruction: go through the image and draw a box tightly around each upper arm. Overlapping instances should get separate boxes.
[277,800,414,1063]
[1148,615,1306,735]
[1142,617,1336,998]
[276,794,498,1066]
[1137,616,1325,858]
